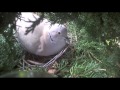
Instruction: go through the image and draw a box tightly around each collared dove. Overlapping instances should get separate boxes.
[15,12,69,56]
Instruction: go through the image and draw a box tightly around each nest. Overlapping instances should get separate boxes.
[25,52,56,64]
[18,28,77,71]
[18,44,72,71]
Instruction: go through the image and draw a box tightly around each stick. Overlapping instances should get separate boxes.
[43,45,69,68]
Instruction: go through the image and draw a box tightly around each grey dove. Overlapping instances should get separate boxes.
[15,12,69,56]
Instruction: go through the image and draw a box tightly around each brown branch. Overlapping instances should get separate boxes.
[89,51,102,63]
[43,45,69,68]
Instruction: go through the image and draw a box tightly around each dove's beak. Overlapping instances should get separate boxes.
[64,37,70,44]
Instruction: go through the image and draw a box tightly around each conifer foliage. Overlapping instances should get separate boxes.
[0,12,120,77]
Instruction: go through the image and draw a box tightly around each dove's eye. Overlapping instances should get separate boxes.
[58,32,61,34]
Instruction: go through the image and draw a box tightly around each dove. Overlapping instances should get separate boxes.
[15,12,69,56]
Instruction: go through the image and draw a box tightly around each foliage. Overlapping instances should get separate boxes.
[45,13,120,78]
[0,12,20,34]
[0,69,57,78]
[46,12,120,49]
[0,12,120,77]
[0,12,22,74]
[0,33,23,74]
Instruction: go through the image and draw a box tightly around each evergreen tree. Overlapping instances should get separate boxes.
[0,12,120,77]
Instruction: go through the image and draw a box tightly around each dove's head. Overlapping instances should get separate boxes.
[48,24,69,43]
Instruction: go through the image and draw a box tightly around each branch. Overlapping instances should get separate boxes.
[89,51,102,63]
[43,45,70,68]
[25,13,45,35]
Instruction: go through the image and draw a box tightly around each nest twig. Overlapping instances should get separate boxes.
[42,45,69,68]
